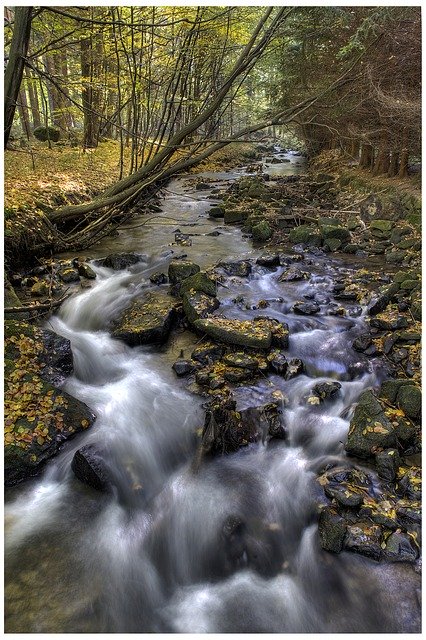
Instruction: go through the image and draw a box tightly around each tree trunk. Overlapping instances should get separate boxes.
[372,148,390,176]
[80,36,101,149]
[24,67,41,129]
[4,7,33,148]
[359,144,373,169]
[17,89,31,138]
[398,149,409,178]
[351,139,360,159]
[387,152,399,178]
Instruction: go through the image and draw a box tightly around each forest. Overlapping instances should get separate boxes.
[4,5,422,635]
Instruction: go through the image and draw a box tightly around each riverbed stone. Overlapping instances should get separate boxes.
[292,301,320,315]
[172,359,196,377]
[101,252,142,270]
[278,267,308,282]
[252,221,272,242]
[267,351,288,375]
[180,271,217,297]
[352,334,373,352]
[289,225,321,246]
[285,358,304,379]
[194,317,272,349]
[222,352,260,370]
[224,209,247,224]
[368,282,400,315]
[320,225,351,244]
[383,531,419,563]
[218,260,252,277]
[256,253,280,267]
[208,205,225,218]
[191,342,224,365]
[201,396,259,454]
[5,319,95,485]
[343,522,382,560]
[112,292,178,345]
[168,260,200,284]
[396,385,421,420]
[71,444,112,492]
[375,449,401,482]
[77,263,97,279]
[318,507,347,553]
[58,267,80,283]
[182,291,220,324]
[345,390,396,459]
[312,381,341,401]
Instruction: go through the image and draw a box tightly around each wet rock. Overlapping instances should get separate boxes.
[383,531,419,563]
[256,254,280,267]
[321,225,351,244]
[112,292,178,346]
[191,343,224,366]
[208,205,225,218]
[172,359,195,377]
[252,221,272,242]
[288,225,321,246]
[38,329,74,386]
[77,263,97,279]
[333,291,358,301]
[324,238,342,252]
[150,272,168,286]
[285,358,304,379]
[345,390,396,459]
[368,282,400,315]
[182,291,220,325]
[195,181,210,190]
[375,449,401,482]
[224,209,247,224]
[352,334,373,352]
[222,352,260,370]
[278,267,308,282]
[292,301,320,315]
[168,259,200,284]
[58,267,80,283]
[312,381,341,401]
[194,317,272,349]
[318,507,347,553]
[267,351,288,376]
[396,385,421,420]
[180,271,217,297]
[360,194,383,222]
[254,317,289,349]
[370,219,393,233]
[395,500,421,530]
[239,402,284,443]
[101,252,142,270]
[201,396,259,454]
[223,367,253,383]
[397,466,421,500]
[379,379,413,404]
[324,484,363,508]
[30,280,50,297]
[343,522,382,560]
[71,444,111,492]
[218,260,252,277]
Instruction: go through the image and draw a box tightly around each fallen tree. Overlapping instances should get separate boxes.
[7,7,364,260]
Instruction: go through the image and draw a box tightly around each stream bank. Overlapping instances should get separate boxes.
[5,146,421,633]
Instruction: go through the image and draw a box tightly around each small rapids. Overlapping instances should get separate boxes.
[4,153,420,633]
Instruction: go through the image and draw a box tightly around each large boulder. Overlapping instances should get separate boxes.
[112,292,178,346]
[194,317,272,349]
[100,252,143,270]
[345,390,396,458]
[289,225,321,246]
[180,272,217,297]
[33,125,60,142]
[168,260,200,284]
[5,320,95,485]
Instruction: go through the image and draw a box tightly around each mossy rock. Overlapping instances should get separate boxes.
[31,280,50,297]
[58,267,80,283]
[252,221,272,242]
[288,225,321,246]
[180,271,217,297]
[194,317,272,349]
[5,320,95,485]
[78,263,97,279]
[112,292,178,345]
[224,209,248,224]
[345,390,396,459]
[370,219,393,232]
[99,252,142,270]
[208,206,225,218]
[33,126,60,142]
[168,260,200,284]
[320,225,351,243]
[396,385,421,420]
[182,291,220,325]
[406,213,421,228]
[379,379,413,404]
[318,507,347,553]
[324,237,342,252]
[385,251,406,264]
[400,279,419,291]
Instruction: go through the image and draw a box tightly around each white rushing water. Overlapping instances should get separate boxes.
[4,154,420,633]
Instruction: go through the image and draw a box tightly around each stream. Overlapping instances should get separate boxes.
[4,151,421,633]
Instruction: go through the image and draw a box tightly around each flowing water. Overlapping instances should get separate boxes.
[4,151,421,633]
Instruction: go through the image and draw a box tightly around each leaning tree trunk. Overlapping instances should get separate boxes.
[4,7,33,148]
